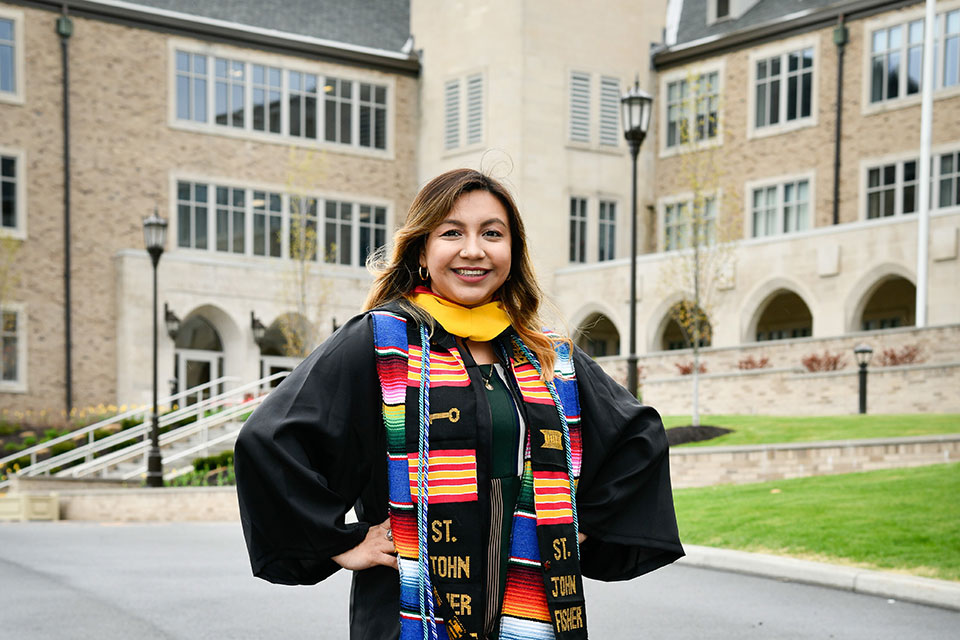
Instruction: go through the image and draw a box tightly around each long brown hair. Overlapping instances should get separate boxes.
[364,168,561,377]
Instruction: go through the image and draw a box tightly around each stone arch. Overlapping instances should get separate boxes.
[741,277,818,343]
[650,294,713,352]
[845,263,916,332]
[262,312,318,358]
[574,312,621,357]
[177,304,242,353]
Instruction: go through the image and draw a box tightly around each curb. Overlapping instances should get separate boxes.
[677,544,960,612]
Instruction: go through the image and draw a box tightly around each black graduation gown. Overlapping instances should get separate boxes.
[235,311,684,639]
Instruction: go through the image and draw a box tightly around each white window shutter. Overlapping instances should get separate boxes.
[444,79,460,150]
[569,72,591,143]
[466,74,483,145]
[600,76,620,146]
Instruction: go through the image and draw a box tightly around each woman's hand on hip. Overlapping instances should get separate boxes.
[332,519,398,571]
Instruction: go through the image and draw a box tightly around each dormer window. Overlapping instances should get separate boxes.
[716,0,730,20]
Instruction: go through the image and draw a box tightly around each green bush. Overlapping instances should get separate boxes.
[44,428,65,440]
[22,436,37,447]
[50,441,76,456]
[0,423,15,436]
[3,442,24,453]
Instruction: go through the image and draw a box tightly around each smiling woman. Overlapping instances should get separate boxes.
[235,168,683,640]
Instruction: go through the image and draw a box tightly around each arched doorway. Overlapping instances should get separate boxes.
[755,290,813,341]
[175,314,223,405]
[661,301,712,351]
[574,313,620,357]
[860,277,916,330]
[258,313,315,386]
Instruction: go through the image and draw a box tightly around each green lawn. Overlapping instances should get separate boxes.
[663,414,960,447]
[673,463,960,581]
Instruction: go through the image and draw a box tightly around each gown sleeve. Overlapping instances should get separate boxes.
[234,314,383,586]
[571,346,685,581]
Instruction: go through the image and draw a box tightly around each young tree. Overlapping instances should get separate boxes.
[656,71,740,426]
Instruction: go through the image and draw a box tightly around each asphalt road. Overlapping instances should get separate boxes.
[1,521,957,639]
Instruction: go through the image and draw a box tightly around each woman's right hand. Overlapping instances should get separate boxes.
[332,519,399,571]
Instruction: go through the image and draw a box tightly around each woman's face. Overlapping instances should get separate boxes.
[420,190,513,308]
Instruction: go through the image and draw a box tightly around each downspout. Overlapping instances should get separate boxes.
[832,15,848,226]
[58,7,74,414]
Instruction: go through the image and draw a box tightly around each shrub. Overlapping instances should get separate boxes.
[22,436,37,447]
[801,351,847,372]
[875,344,924,367]
[4,442,24,453]
[50,441,76,456]
[675,361,707,375]
[738,355,771,370]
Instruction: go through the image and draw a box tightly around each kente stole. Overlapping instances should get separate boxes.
[371,310,587,640]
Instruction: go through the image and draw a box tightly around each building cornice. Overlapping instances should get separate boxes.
[653,0,920,69]
[13,0,420,75]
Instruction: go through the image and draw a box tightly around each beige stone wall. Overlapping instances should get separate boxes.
[670,435,960,488]
[0,4,419,412]
[595,324,960,415]
[58,486,239,522]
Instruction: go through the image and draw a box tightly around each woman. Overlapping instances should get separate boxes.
[236,169,683,640]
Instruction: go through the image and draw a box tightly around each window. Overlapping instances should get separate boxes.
[252,65,282,134]
[569,72,591,143]
[751,178,811,237]
[359,205,387,264]
[177,180,387,266]
[0,17,14,96]
[177,181,208,249]
[869,10,960,105]
[599,77,621,147]
[866,161,916,218]
[215,58,245,128]
[359,83,387,150]
[444,79,460,150]
[663,197,716,251]
[0,10,23,103]
[1,305,24,390]
[1,153,19,234]
[253,191,282,257]
[176,51,207,122]
[755,48,813,129]
[173,48,390,152]
[598,200,616,261]
[569,197,587,263]
[716,0,730,20]
[664,70,718,149]
[938,151,960,208]
[323,76,349,144]
[215,187,245,253]
[443,73,484,151]
[290,196,319,261]
[324,200,352,266]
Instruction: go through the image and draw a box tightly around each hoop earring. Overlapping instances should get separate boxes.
[418,266,429,281]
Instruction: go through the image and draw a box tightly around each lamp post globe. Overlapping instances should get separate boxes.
[143,208,168,487]
[621,78,653,399]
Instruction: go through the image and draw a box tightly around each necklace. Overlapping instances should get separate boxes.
[480,364,495,391]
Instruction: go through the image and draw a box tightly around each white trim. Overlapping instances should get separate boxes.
[861,1,960,116]
[0,8,24,105]
[658,60,725,158]
[568,193,589,264]
[746,34,820,140]
[565,69,630,154]
[743,169,816,238]
[167,39,396,159]
[0,146,25,239]
[0,302,27,393]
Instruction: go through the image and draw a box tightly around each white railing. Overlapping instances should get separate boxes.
[0,372,287,489]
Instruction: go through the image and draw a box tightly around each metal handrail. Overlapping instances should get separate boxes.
[64,399,261,479]
[0,371,287,489]
[0,376,239,470]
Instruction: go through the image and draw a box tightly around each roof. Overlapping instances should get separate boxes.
[122,0,411,52]
[675,0,840,46]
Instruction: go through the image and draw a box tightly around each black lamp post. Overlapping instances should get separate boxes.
[621,77,653,399]
[251,312,267,348]
[143,208,168,487]
[854,344,873,414]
